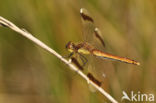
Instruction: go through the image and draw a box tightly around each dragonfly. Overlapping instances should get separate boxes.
[66,8,140,67]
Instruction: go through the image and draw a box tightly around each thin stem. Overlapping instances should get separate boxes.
[0,16,118,103]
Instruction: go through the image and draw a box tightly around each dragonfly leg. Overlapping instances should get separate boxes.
[64,52,74,58]
[78,53,88,66]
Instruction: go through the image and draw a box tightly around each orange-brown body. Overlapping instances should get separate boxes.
[66,41,140,65]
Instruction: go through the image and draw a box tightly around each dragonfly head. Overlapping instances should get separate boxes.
[66,41,75,52]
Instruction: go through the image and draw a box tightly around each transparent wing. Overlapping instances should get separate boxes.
[80,8,109,86]
[80,8,105,48]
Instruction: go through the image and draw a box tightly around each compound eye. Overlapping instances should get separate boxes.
[65,41,71,49]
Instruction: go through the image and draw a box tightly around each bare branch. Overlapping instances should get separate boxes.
[0,16,118,103]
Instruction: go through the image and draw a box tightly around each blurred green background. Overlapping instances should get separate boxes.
[0,0,156,103]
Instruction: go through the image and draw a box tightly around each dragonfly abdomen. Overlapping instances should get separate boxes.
[92,50,140,65]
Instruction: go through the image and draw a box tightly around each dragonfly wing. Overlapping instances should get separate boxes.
[80,8,108,84]
[80,8,105,48]
[94,27,105,47]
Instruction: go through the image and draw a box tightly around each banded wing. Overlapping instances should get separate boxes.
[80,8,107,83]
[80,8,105,48]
